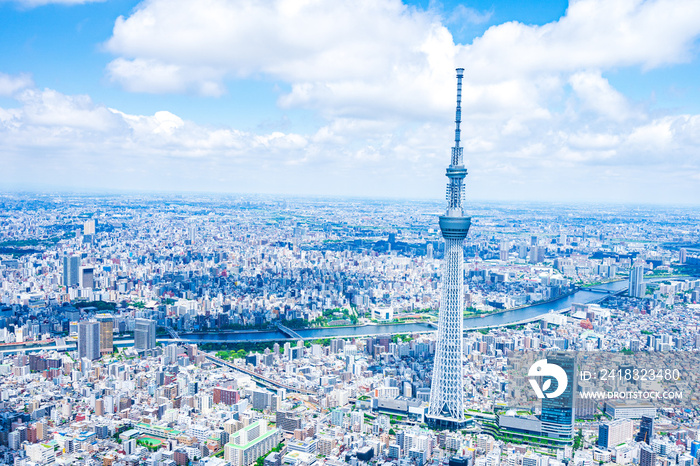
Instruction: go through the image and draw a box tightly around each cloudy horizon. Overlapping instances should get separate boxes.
[1,0,700,205]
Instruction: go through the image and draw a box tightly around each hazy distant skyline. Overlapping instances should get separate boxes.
[1,0,700,204]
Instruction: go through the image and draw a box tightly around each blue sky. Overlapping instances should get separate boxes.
[1,0,700,204]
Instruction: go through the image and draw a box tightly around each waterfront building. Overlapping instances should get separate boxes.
[134,318,156,351]
[629,263,645,298]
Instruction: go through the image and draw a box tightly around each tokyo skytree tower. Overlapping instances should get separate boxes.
[427,68,471,429]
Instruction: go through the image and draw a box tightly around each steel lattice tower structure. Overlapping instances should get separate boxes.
[427,68,471,429]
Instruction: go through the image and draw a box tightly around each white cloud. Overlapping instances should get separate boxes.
[463,0,700,81]
[4,0,105,7]
[0,80,698,202]
[17,88,124,131]
[568,71,638,122]
[0,84,309,164]
[105,0,440,82]
[5,0,700,201]
[107,58,226,96]
[625,117,675,150]
[104,0,456,119]
[447,5,493,26]
[0,72,33,97]
[567,132,621,150]
[102,0,700,130]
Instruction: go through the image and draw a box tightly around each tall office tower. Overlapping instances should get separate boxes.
[80,267,94,289]
[629,263,645,298]
[83,219,95,243]
[540,354,576,440]
[529,246,539,264]
[134,318,156,350]
[83,219,95,235]
[427,68,471,429]
[499,240,509,262]
[639,443,656,466]
[96,314,113,355]
[62,255,80,287]
[679,248,687,264]
[78,321,100,361]
[518,243,528,259]
[636,415,654,444]
[95,398,104,416]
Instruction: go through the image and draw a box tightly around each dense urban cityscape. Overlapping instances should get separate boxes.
[0,190,699,466]
[2,2,700,466]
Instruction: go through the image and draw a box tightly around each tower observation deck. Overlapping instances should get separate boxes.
[427,68,471,430]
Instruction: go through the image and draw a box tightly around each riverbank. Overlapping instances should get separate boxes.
[166,281,634,344]
[180,328,276,335]
[464,287,582,320]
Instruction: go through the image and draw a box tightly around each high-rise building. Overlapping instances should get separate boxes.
[529,246,539,264]
[134,318,156,351]
[96,314,113,355]
[518,243,528,259]
[78,321,100,361]
[34,422,45,442]
[95,398,104,416]
[679,248,687,264]
[499,240,509,262]
[639,443,656,466]
[83,219,96,243]
[629,263,645,298]
[630,339,641,352]
[80,267,94,289]
[214,387,240,406]
[690,440,700,459]
[62,255,80,287]
[427,68,471,429]
[225,419,279,466]
[276,410,302,433]
[636,415,654,444]
[598,419,633,449]
[83,219,95,235]
[540,354,576,440]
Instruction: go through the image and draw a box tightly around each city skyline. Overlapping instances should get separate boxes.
[1,0,700,458]
[0,188,698,463]
[2,0,700,204]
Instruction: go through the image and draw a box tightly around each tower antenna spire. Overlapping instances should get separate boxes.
[454,67,463,148]
[427,68,472,430]
[445,68,467,216]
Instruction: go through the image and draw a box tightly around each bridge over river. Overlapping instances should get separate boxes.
[6,277,694,355]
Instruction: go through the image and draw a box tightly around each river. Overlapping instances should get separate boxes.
[177,280,629,343]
